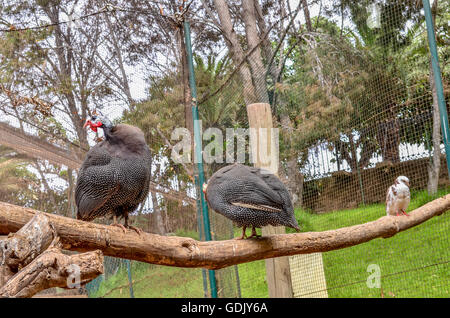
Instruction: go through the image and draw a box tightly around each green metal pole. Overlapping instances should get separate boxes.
[125,260,135,298]
[423,0,450,180]
[195,175,210,298]
[183,20,218,298]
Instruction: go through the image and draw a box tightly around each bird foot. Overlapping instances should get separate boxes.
[111,223,127,233]
[127,225,144,236]
[247,228,261,239]
[401,210,409,216]
[234,227,248,240]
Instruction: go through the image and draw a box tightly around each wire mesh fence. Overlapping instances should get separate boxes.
[0,0,448,298]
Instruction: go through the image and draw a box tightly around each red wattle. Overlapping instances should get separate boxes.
[88,121,102,132]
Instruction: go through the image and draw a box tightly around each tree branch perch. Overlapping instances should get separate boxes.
[0,241,103,298]
[0,195,449,270]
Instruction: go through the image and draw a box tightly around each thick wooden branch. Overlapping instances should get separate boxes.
[0,213,55,271]
[0,213,55,287]
[0,195,449,270]
[0,239,103,298]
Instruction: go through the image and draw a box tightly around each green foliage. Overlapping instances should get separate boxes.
[0,146,39,205]
[397,0,450,148]
[275,1,449,172]
[123,53,248,183]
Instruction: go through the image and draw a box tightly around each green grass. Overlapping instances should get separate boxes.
[90,261,205,298]
[90,188,450,298]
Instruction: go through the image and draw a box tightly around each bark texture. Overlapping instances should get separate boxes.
[0,239,103,298]
[0,213,103,298]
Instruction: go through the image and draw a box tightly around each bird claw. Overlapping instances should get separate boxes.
[127,225,144,236]
[247,227,261,239]
[111,223,127,233]
[111,223,144,235]
[235,233,247,240]
[234,227,248,240]
[396,210,409,217]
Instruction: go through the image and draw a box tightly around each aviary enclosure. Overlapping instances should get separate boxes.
[0,0,448,298]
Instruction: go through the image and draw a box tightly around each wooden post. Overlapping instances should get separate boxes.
[247,103,293,298]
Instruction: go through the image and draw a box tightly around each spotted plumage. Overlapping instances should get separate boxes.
[75,115,151,232]
[203,163,300,239]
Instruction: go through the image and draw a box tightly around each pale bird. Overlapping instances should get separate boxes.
[386,176,410,217]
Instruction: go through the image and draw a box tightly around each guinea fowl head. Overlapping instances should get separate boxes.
[83,114,113,133]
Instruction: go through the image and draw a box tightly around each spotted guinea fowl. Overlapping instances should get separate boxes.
[75,114,152,234]
[203,163,300,239]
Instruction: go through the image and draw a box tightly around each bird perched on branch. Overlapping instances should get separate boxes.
[203,163,300,239]
[386,176,410,217]
[75,114,152,234]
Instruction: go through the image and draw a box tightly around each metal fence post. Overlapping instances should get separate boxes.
[423,0,450,180]
[125,260,134,298]
[183,20,218,298]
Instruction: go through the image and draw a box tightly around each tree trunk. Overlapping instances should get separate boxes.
[67,168,76,218]
[241,0,269,104]
[212,0,257,104]
[376,118,401,163]
[427,1,441,195]
[103,13,134,108]
[428,73,441,194]
[34,160,58,214]
[150,193,166,235]
[301,0,313,32]
[279,114,304,206]
[286,158,304,207]
[177,26,194,164]
[254,0,278,82]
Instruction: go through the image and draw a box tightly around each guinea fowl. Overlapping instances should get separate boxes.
[75,114,152,234]
[203,163,300,239]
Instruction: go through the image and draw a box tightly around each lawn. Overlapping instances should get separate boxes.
[89,188,449,298]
